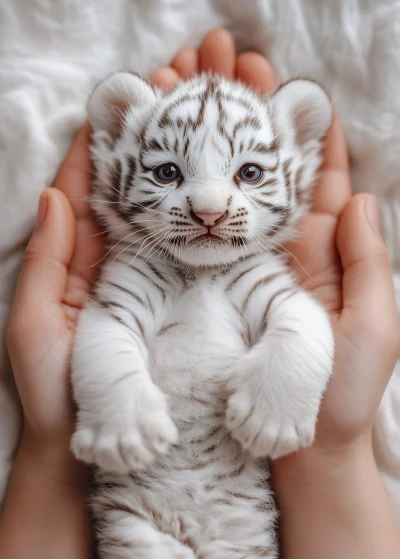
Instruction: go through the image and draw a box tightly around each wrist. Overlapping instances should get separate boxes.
[271,436,400,559]
[18,431,87,495]
[272,435,374,499]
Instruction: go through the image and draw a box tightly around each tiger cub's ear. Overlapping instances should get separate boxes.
[271,79,333,147]
[88,72,158,140]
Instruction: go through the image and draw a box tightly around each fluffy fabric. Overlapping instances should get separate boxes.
[0,0,400,517]
[71,73,334,557]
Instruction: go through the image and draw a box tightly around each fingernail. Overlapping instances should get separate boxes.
[36,192,48,228]
[366,195,380,232]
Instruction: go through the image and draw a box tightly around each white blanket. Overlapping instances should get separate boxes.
[1,0,400,514]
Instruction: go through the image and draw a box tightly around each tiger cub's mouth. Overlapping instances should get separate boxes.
[188,233,228,245]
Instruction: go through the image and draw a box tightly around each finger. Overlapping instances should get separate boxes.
[312,112,351,217]
[10,189,75,322]
[199,28,236,78]
[54,122,92,220]
[150,67,180,91]
[54,123,103,282]
[337,194,400,352]
[171,47,199,79]
[285,113,350,311]
[235,52,277,93]
[286,212,343,313]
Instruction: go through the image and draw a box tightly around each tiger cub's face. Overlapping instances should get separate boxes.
[89,73,332,266]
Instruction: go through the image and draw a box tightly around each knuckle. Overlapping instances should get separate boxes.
[23,242,40,264]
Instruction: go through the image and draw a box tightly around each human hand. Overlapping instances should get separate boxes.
[6,133,103,476]
[281,121,400,465]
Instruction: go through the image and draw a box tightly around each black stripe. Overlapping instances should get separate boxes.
[225,263,262,292]
[221,93,253,111]
[215,463,246,480]
[265,158,280,172]
[255,199,288,214]
[254,177,279,190]
[124,155,136,196]
[141,176,163,188]
[126,263,167,302]
[98,301,142,342]
[157,322,180,335]
[259,189,279,197]
[128,197,164,216]
[251,141,275,154]
[233,117,262,138]
[99,300,124,310]
[158,112,173,128]
[260,287,297,331]
[283,159,292,203]
[267,211,291,236]
[106,281,147,308]
[139,157,153,173]
[183,137,190,157]
[138,189,156,196]
[162,135,170,150]
[146,138,163,152]
[132,314,145,339]
[111,159,122,200]
[242,272,284,311]
[145,261,168,284]
[145,294,155,316]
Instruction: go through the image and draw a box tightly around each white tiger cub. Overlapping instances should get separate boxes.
[71,73,334,558]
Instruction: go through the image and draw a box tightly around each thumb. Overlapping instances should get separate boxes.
[9,188,75,325]
[337,193,399,349]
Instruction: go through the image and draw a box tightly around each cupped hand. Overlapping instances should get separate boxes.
[286,121,400,454]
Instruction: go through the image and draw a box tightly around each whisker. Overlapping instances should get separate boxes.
[254,233,312,280]
[91,220,163,237]
[70,196,170,218]
[90,228,139,268]
[85,168,130,203]
[144,231,170,263]
[126,228,170,268]
[111,226,170,270]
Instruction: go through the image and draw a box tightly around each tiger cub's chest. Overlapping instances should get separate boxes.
[149,278,247,394]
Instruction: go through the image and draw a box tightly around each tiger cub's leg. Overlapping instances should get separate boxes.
[98,512,196,559]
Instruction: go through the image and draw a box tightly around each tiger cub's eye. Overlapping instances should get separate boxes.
[237,164,263,184]
[154,163,181,183]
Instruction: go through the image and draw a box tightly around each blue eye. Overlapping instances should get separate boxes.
[238,164,263,183]
[154,163,181,183]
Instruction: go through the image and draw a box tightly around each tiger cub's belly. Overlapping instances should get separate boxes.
[149,280,247,418]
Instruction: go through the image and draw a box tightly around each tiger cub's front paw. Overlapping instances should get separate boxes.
[225,351,321,459]
[72,380,178,473]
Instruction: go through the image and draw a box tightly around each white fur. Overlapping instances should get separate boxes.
[71,74,334,557]
[1,0,400,521]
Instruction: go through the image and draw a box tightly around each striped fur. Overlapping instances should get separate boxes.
[71,74,334,558]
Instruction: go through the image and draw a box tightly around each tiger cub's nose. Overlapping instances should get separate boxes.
[191,211,228,227]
